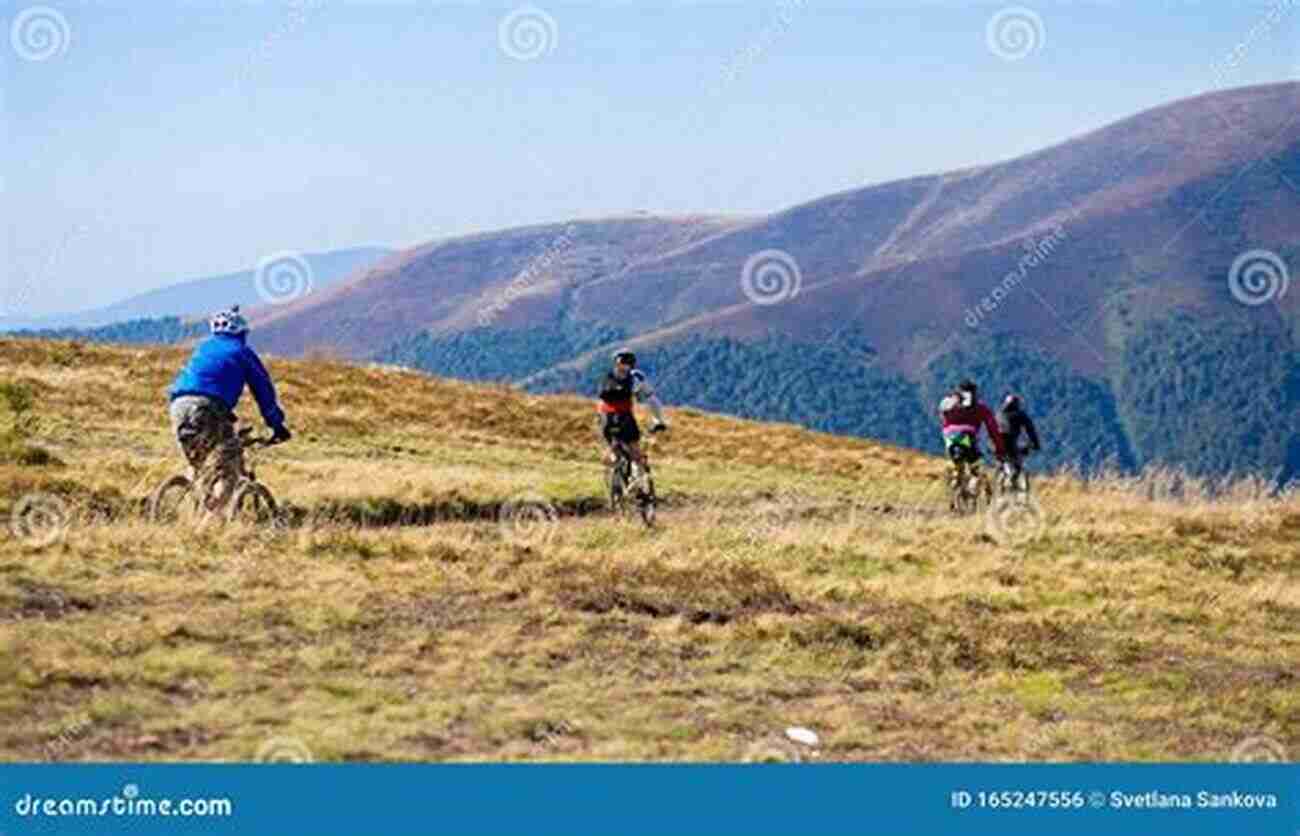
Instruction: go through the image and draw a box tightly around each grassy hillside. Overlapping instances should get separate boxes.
[0,338,1297,763]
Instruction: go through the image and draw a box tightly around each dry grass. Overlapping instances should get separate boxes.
[0,338,1296,763]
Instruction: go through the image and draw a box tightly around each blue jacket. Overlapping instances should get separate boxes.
[169,334,286,429]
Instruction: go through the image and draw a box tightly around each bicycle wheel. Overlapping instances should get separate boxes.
[637,472,657,527]
[947,466,967,514]
[148,475,197,523]
[608,460,628,514]
[956,484,978,515]
[996,464,1012,497]
[1014,467,1031,496]
[227,480,279,525]
[975,469,994,512]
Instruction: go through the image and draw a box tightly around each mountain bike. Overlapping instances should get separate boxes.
[606,435,658,527]
[948,454,993,515]
[148,427,283,525]
[997,446,1034,497]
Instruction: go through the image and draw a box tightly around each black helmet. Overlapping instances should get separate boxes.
[1003,393,1023,412]
[612,349,637,367]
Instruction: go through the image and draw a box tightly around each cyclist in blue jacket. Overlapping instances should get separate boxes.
[168,306,291,506]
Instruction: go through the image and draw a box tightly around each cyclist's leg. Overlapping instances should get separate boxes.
[620,415,645,469]
[209,419,242,509]
[170,396,207,476]
[600,415,618,465]
[963,443,984,492]
[173,397,239,510]
[944,437,962,486]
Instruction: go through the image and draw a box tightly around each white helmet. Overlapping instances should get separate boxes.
[210,305,249,335]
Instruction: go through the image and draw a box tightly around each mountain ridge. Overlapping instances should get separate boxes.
[1,246,394,332]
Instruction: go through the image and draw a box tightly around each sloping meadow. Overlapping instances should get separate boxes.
[0,339,1296,762]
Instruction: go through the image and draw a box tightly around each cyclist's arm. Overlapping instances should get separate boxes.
[632,376,666,426]
[979,405,1006,456]
[1022,414,1042,450]
[241,348,287,430]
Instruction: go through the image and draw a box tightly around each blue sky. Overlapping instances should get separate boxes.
[3,1,1299,314]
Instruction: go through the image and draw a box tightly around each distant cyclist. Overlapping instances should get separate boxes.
[597,349,666,474]
[168,306,291,507]
[938,379,1006,467]
[998,393,1041,469]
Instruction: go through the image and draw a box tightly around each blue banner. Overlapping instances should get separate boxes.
[1,764,1296,835]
